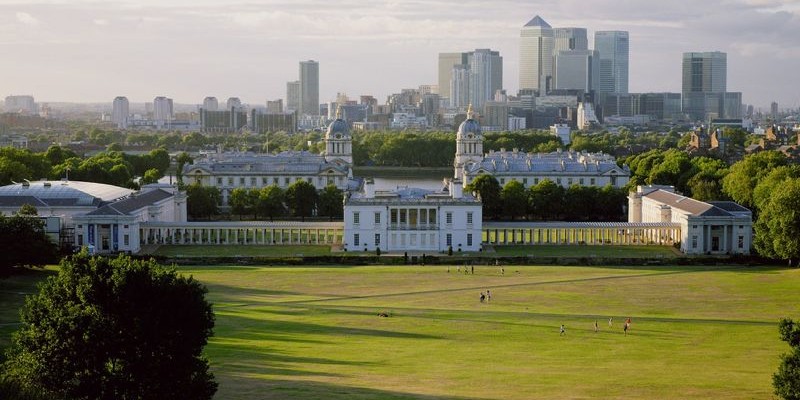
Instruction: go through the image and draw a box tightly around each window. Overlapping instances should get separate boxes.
[446,234,452,247]
[239,177,245,186]
[77,234,83,246]
[273,177,279,185]
[250,177,256,186]
[692,235,698,248]
[579,178,584,185]
[228,177,233,186]
[446,212,453,224]
[590,178,595,185]
[123,225,128,229]
[738,236,744,249]
[467,212,473,225]
[568,178,573,185]
[263,177,268,185]
[692,225,698,229]
[284,177,290,185]
[500,178,505,184]
[354,234,360,246]
[307,177,313,183]
[374,212,381,224]
[467,233,473,247]
[375,234,381,246]
[556,178,562,185]
[523,178,528,186]
[739,225,744,230]
[217,177,223,185]
[353,212,360,225]
[391,210,398,224]
[534,178,540,185]
[123,234,129,246]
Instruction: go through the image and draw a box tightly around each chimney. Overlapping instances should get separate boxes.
[363,178,375,198]
[449,178,463,199]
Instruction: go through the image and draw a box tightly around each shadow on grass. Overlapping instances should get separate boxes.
[216,377,492,400]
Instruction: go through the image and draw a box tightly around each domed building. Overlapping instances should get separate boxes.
[453,105,631,189]
[453,104,484,179]
[183,106,355,206]
[324,105,353,165]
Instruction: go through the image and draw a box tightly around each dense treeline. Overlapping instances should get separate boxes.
[465,174,627,222]
[0,145,171,188]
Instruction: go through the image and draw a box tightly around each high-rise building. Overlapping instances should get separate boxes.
[266,100,283,114]
[519,15,554,94]
[153,96,173,128]
[286,81,300,112]
[450,65,471,109]
[553,28,588,52]
[438,53,468,106]
[553,50,599,93]
[112,96,129,129]
[594,31,629,94]
[467,49,503,109]
[299,60,320,116]
[226,97,242,110]
[4,95,36,114]
[771,101,779,120]
[203,97,218,111]
[681,51,740,121]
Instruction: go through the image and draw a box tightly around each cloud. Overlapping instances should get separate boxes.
[15,11,39,26]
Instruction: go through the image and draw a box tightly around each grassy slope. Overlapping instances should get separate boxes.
[176,264,797,399]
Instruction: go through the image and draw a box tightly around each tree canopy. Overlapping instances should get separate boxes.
[465,174,502,220]
[2,253,217,399]
[0,214,58,277]
[774,318,800,400]
[285,180,318,221]
[753,178,800,263]
[186,183,220,220]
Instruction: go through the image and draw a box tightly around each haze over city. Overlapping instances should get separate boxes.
[1,0,799,109]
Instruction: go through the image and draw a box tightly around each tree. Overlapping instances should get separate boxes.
[753,178,800,263]
[528,179,564,220]
[285,180,318,221]
[228,188,253,219]
[465,174,501,219]
[2,253,217,399]
[186,184,220,220]
[176,152,193,184]
[317,184,343,221]
[141,168,163,185]
[774,318,800,400]
[255,185,285,222]
[17,204,38,216]
[0,214,57,277]
[722,151,787,209]
[501,180,527,220]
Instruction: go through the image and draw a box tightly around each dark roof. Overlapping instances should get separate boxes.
[645,190,749,217]
[0,195,47,208]
[86,189,173,216]
[708,201,751,213]
[524,15,551,28]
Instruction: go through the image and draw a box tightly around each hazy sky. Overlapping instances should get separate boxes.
[1,0,799,110]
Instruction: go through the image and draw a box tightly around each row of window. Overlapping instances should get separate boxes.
[209,176,343,188]
[353,211,473,226]
[497,177,599,186]
[353,233,473,248]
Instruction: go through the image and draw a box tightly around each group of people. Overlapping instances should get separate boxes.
[479,290,491,303]
[560,317,633,335]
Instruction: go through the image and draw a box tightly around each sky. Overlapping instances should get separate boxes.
[1,0,799,110]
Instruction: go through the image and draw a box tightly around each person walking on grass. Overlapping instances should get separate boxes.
[486,290,491,302]
[480,292,486,303]
[609,317,613,327]
[560,324,566,336]
[594,320,599,333]
[624,322,629,336]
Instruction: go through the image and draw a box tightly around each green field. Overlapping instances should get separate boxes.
[1,263,796,399]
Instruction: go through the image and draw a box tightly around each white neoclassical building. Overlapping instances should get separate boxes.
[183,108,354,205]
[453,106,630,189]
[628,185,752,255]
[343,178,482,253]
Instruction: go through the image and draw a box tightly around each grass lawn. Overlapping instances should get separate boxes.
[150,245,333,257]
[2,263,796,399]
[0,267,57,351]
[491,244,681,258]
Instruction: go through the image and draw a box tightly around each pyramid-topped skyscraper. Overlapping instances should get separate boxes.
[520,15,554,93]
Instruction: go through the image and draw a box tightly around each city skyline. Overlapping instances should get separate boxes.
[1,0,799,109]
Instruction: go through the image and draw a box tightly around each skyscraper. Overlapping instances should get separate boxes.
[450,65,471,109]
[299,60,320,116]
[553,28,588,52]
[681,51,738,121]
[594,31,629,94]
[4,95,36,114]
[439,52,468,106]
[226,97,242,110]
[286,81,300,112]
[468,49,503,109]
[519,15,553,94]
[203,97,218,111]
[112,96,129,129]
[553,50,599,93]
[153,96,173,128]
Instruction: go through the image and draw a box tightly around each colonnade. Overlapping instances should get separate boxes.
[140,222,344,246]
[482,222,680,246]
